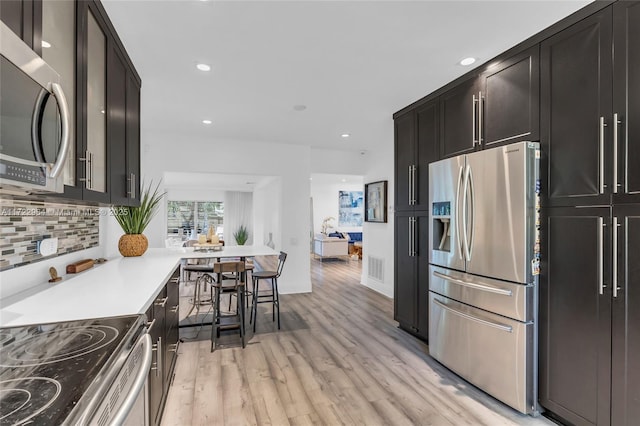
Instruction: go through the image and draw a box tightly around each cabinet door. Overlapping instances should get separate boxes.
[540,8,613,207]
[482,45,539,148]
[611,204,640,426]
[439,75,479,159]
[539,207,611,426]
[41,0,77,189]
[107,44,128,206]
[612,1,640,204]
[147,296,165,426]
[415,214,429,341]
[81,3,110,203]
[164,270,180,390]
[0,0,40,54]
[394,111,415,212]
[415,100,438,211]
[394,212,417,329]
[126,73,141,206]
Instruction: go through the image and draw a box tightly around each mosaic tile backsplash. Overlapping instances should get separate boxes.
[0,199,100,271]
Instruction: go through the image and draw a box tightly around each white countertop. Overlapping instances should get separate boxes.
[0,245,278,328]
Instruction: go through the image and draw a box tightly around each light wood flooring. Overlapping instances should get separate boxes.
[161,256,554,426]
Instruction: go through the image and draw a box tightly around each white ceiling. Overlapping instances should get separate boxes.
[102,0,592,157]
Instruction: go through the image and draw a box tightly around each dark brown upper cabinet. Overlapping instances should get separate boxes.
[439,75,480,159]
[1,0,141,206]
[481,45,539,148]
[612,1,640,205]
[540,7,613,208]
[0,0,41,55]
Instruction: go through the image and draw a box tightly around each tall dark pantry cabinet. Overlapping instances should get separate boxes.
[539,2,640,426]
[394,101,438,340]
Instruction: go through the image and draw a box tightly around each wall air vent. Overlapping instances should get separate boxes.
[367,256,384,282]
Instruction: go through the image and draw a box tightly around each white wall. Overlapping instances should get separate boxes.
[104,131,312,294]
[310,180,364,235]
[253,177,281,249]
[361,137,395,298]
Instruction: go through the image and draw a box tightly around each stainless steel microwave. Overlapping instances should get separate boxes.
[0,21,70,194]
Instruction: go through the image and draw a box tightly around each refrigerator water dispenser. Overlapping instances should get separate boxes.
[432,201,451,252]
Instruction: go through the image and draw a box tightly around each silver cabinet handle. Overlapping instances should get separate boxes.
[49,83,71,178]
[598,217,605,295]
[146,318,156,332]
[155,297,168,308]
[462,165,471,261]
[408,166,412,206]
[455,165,464,260]
[466,164,475,261]
[110,333,153,425]
[170,305,179,314]
[433,270,512,296]
[478,91,484,146]
[412,165,417,205]
[472,94,478,146]
[168,343,179,353]
[151,336,162,377]
[433,299,513,333]
[412,217,417,256]
[79,150,90,187]
[127,172,136,198]
[599,116,607,194]
[613,113,621,193]
[613,217,620,298]
[408,218,412,257]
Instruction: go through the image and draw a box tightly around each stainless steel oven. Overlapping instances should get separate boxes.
[0,314,152,425]
[0,21,70,194]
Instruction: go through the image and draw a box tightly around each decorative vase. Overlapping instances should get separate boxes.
[118,234,148,257]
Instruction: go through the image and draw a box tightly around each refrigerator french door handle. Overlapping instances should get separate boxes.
[613,113,621,193]
[462,165,471,261]
[598,217,605,295]
[613,217,620,298]
[599,116,607,194]
[466,165,475,261]
[433,299,513,333]
[455,165,465,260]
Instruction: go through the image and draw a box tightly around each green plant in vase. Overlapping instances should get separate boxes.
[112,181,165,257]
[233,225,249,245]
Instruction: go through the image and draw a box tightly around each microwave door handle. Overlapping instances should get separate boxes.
[30,88,48,164]
[49,83,71,178]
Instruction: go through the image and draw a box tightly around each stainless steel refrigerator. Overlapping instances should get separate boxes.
[428,140,541,415]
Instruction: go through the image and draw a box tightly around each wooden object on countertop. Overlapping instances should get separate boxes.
[48,267,62,282]
[66,259,95,274]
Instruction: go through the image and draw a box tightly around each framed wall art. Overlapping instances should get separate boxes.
[365,180,387,223]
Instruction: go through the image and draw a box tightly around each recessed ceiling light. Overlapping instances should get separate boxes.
[460,57,476,66]
[196,63,211,72]
[341,133,350,138]
[341,179,347,183]
[41,40,51,48]
[202,119,212,125]
[293,104,307,111]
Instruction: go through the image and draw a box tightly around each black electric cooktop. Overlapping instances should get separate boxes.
[0,315,144,425]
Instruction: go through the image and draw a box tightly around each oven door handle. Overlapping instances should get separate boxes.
[110,333,152,425]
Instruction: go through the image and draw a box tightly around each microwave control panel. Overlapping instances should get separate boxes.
[0,160,46,186]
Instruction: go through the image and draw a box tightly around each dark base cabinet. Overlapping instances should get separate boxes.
[394,212,429,341]
[539,207,612,426]
[611,204,640,426]
[147,266,180,426]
